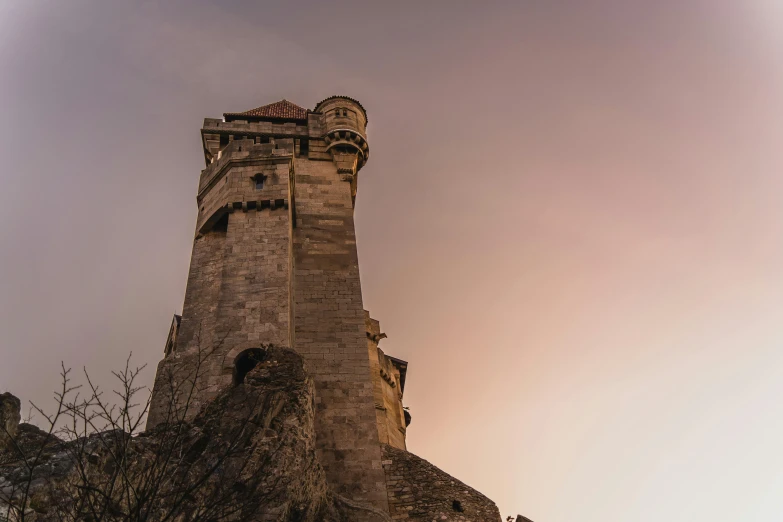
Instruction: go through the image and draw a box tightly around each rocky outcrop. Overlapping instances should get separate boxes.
[0,347,388,522]
[382,444,502,521]
[0,349,504,522]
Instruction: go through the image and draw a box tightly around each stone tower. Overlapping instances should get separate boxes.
[147,97,503,520]
[147,96,402,510]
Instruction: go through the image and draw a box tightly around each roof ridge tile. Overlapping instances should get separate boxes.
[225,99,308,120]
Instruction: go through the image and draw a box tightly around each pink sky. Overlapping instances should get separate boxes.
[2,1,783,519]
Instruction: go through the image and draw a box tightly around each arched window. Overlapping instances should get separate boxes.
[232,348,266,386]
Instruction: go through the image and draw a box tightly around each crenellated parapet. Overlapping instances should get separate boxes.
[201,118,308,166]
[195,138,294,236]
[325,130,369,170]
[198,97,370,206]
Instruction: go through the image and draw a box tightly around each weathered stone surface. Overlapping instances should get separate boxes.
[2,351,502,521]
[291,155,389,508]
[135,95,504,519]
[0,348,392,521]
[147,96,390,511]
[382,444,502,521]
[365,313,408,451]
[0,393,21,452]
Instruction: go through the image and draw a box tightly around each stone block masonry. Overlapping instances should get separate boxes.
[382,444,502,521]
[292,156,389,507]
[146,96,504,518]
[147,97,389,511]
[147,150,293,428]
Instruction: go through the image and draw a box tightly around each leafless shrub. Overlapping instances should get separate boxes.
[0,332,313,522]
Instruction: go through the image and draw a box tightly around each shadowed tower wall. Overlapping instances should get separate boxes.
[147,97,388,509]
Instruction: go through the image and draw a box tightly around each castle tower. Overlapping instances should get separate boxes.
[147,97,395,509]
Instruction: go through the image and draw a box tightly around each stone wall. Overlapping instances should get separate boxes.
[377,347,407,450]
[292,155,389,509]
[382,444,502,521]
[365,313,408,450]
[147,149,293,428]
[149,98,388,510]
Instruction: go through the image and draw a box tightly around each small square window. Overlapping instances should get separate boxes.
[253,174,266,190]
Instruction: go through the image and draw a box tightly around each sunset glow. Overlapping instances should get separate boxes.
[2,2,783,520]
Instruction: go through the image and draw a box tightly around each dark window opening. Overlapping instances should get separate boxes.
[452,500,463,513]
[212,213,229,233]
[342,109,347,116]
[334,145,357,155]
[233,348,266,386]
[253,173,266,190]
[219,134,229,148]
[300,139,309,157]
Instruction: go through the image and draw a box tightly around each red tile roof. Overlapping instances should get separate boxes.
[224,99,308,121]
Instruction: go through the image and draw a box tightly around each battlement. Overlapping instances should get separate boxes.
[193,139,294,237]
[201,98,370,186]
[199,138,294,196]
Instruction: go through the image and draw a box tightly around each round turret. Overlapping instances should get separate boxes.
[314,96,370,168]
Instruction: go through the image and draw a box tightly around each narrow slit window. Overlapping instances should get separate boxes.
[253,174,266,190]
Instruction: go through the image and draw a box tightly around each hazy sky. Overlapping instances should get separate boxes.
[2,1,783,520]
